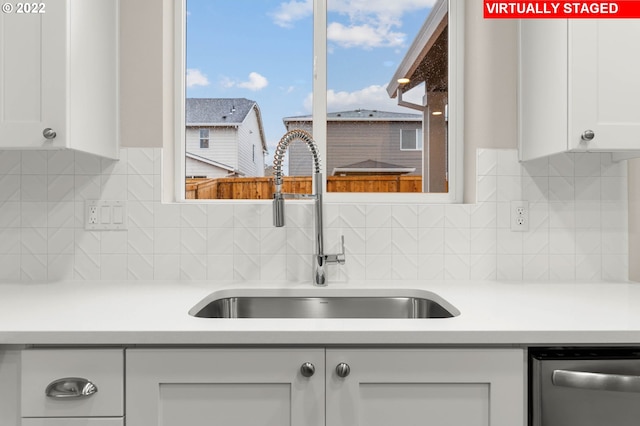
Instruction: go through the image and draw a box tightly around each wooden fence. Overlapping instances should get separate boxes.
[186,175,422,199]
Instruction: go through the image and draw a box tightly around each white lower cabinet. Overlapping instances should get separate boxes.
[327,348,524,426]
[126,348,325,426]
[126,347,525,426]
[21,420,123,426]
[21,349,124,426]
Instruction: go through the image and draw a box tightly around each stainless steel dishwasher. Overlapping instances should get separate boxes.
[530,348,640,426]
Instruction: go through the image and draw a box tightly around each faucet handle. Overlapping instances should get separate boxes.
[326,235,346,265]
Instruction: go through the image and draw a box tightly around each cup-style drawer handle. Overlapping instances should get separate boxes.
[45,377,98,399]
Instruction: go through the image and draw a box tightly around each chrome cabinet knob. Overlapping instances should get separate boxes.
[43,128,57,139]
[300,362,315,377]
[336,362,350,378]
[581,130,595,141]
[45,377,97,399]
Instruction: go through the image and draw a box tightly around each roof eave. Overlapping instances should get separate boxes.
[387,0,448,98]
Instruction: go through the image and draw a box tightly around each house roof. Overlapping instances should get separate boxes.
[283,109,421,123]
[332,159,416,176]
[186,98,256,125]
[186,152,243,176]
[186,98,269,153]
[387,0,448,96]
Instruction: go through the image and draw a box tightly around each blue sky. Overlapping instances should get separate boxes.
[185,0,435,154]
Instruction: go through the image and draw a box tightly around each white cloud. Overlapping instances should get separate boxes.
[270,0,313,28]
[272,0,436,49]
[303,83,424,113]
[237,72,269,91]
[222,72,269,92]
[186,69,210,88]
[327,22,405,49]
[330,0,436,19]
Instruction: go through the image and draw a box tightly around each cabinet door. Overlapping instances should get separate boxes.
[326,348,525,426]
[0,0,66,148]
[570,20,640,151]
[126,348,324,426]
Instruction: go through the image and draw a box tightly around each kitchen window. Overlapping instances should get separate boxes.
[172,0,463,202]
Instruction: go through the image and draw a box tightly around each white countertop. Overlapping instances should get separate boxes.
[1,280,640,346]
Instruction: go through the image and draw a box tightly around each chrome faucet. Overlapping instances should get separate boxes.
[272,129,345,286]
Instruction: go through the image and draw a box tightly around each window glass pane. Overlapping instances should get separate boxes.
[325,0,447,194]
[185,0,312,198]
[199,128,209,149]
[401,129,419,151]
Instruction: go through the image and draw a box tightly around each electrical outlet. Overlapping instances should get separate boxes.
[510,200,529,232]
[88,205,98,224]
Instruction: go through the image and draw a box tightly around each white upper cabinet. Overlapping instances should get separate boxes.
[519,19,640,161]
[0,0,119,159]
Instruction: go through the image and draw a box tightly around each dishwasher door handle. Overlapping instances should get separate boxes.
[552,369,640,393]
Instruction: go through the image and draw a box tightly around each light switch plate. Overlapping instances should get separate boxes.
[85,200,127,230]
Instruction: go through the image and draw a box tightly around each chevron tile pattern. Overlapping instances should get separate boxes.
[0,148,629,283]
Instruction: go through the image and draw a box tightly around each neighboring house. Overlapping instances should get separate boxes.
[283,109,423,177]
[186,98,268,178]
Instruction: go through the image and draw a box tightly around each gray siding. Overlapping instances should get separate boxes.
[287,122,314,176]
[287,121,423,176]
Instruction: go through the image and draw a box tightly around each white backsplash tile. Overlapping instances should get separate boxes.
[470,253,497,280]
[48,151,75,175]
[22,253,47,281]
[444,253,470,280]
[21,151,47,175]
[154,254,181,280]
[101,254,128,280]
[180,254,207,280]
[418,254,444,280]
[365,227,392,255]
[392,254,418,280]
[0,175,20,201]
[476,174,497,202]
[0,202,20,228]
[476,149,497,176]
[0,148,629,282]
[0,151,21,175]
[127,253,154,280]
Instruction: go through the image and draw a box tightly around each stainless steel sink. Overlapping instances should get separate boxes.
[189,290,458,319]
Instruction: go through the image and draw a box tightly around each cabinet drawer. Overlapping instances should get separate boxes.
[22,419,123,426]
[21,349,123,417]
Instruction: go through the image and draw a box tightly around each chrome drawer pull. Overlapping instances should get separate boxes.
[45,377,98,399]
[552,369,640,393]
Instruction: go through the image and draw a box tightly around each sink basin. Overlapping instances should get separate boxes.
[189,289,459,319]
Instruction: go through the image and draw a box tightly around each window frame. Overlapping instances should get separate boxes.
[400,129,423,151]
[199,128,209,149]
[170,0,464,203]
